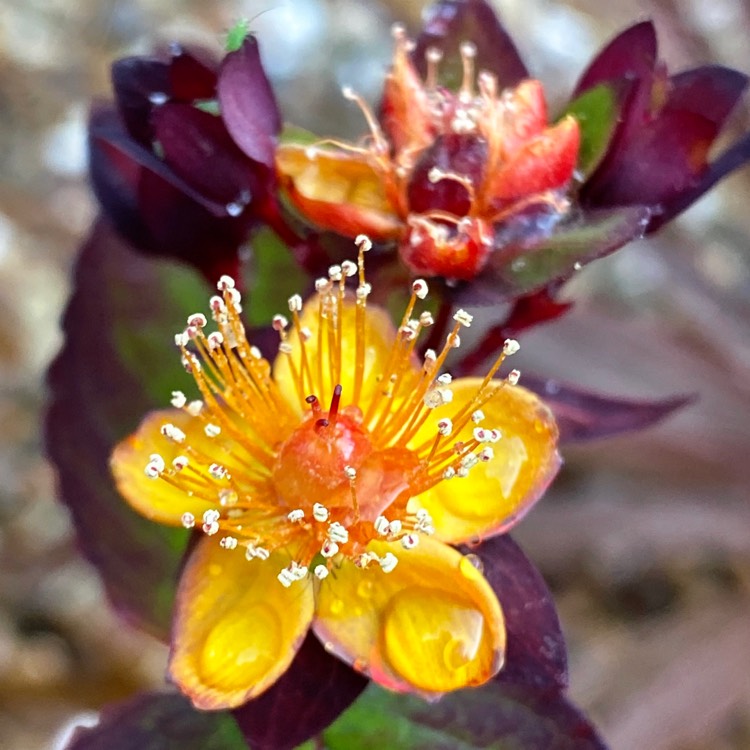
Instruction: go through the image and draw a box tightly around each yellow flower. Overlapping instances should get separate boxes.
[111,235,560,710]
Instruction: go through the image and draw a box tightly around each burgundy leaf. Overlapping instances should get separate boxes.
[233,633,368,750]
[464,535,568,691]
[521,374,695,443]
[413,0,528,91]
[45,219,210,637]
[111,57,171,146]
[573,21,657,96]
[218,35,281,167]
[153,102,260,206]
[168,44,218,100]
[63,692,246,750]
[323,682,607,749]
[667,66,748,128]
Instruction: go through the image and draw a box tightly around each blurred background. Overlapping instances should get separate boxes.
[1,0,749,747]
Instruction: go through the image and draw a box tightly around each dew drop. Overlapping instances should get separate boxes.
[148,91,168,106]
[226,201,244,217]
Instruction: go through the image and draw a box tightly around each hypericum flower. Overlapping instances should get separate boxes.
[111,235,560,710]
[276,24,581,282]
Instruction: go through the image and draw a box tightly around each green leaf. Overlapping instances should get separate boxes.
[319,683,607,750]
[226,18,251,52]
[46,220,211,638]
[561,83,621,178]
[245,227,308,326]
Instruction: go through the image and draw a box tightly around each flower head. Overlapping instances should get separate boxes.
[111,235,560,710]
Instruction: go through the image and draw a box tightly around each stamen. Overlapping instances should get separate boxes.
[459,41,477,103]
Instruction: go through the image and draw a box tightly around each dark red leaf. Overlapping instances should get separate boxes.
[152,102,261,206]
[233,633,368,750]
[111,56,171,146]
[45,219,210,637]
[217,35,281,167]
[573,21,657,96]
[63,692,246,750]
[413,0,528,90]
[464,535,568,691]
[168,44,218,100]
[521,374,695,443]
[667,66,748,128]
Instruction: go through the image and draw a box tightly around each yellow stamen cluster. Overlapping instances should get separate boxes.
[143,235,522,585]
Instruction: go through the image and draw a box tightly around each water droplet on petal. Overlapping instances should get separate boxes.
[226,201,244,217]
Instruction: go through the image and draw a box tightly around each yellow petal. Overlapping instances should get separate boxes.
[110,408,265,526]
[273,297,403,416]
[313,537,504,696]
[410,380,561,544]
[170,538,314,709]
[276,144,404,239]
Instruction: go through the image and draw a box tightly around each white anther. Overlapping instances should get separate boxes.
[272,314,288,331]
[161,423,186,443]
[424,388,449,409]
[473,427,489,443]
[246,544,269,561]
[314,277,330,293]
[328,264,343,281]
[204,423,221,438]
[249,346,262,359]
[208,463,228,480]
[217,275,236,291]
[356,283,372,300]
[209,295,226,315]
[220,536,238,550]
[288,294,303,312]
[489,428,502,442]
[327,522,349,544]
[314,564,329,580]
[451,334,461,348]
[344,465,357,480]
[479,447,494,462]
[287,509,305,523]
[355,551,379,568]
[312,503,329,522]
[399,325,416,341]
[227,288,242,310]
[202,520,220,535]
[508,369,521,385]
[424,348,437,364]
[453,309,473,327]
[186,400,203,416]
[172,455,189,471]
[388,519,402,536]
[503,338,520,356]
[299,326,312,341]
[277,568,294,587]
[437,418,453,436]
[180,512,195,529]
[442,467,456,479]
[278,341,293,355]
[374,515,390,535]
[171,390,187,408]
[202,509,220,524]
[471,409,485,423]
[321,540,339,558]
[415,509,430,522]
[461,453,479,470]
[401,533,419,549]
[207,331,224,350]
[379,552,399,573]
[174,331,189,347]
[412,279,429,299]
[290,561,308,580]
[187,313,207,329]
[341,260,357,277]
[437,373,452,385]
[438,387,453,404]
[145,453,165,476]
[419,311,434,327]
[456,466,470,478]
[355,234,372,252]
[218,489,238,506]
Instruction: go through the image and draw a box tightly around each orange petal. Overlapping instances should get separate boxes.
[273,296,408,416]
[276,144,403,240]
[170,538,314,709]
[409,379,560,544]
[313,537,504,696]
[486,115,580,204]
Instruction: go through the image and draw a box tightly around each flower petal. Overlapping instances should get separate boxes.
[272,297,401,415]
[276,144,403,240]
[170,538,314,710]
[111,408,261,526]
[313,537,504,696]
[409,379,560,543]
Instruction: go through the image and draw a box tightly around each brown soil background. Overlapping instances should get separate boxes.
[0,0,748,748]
